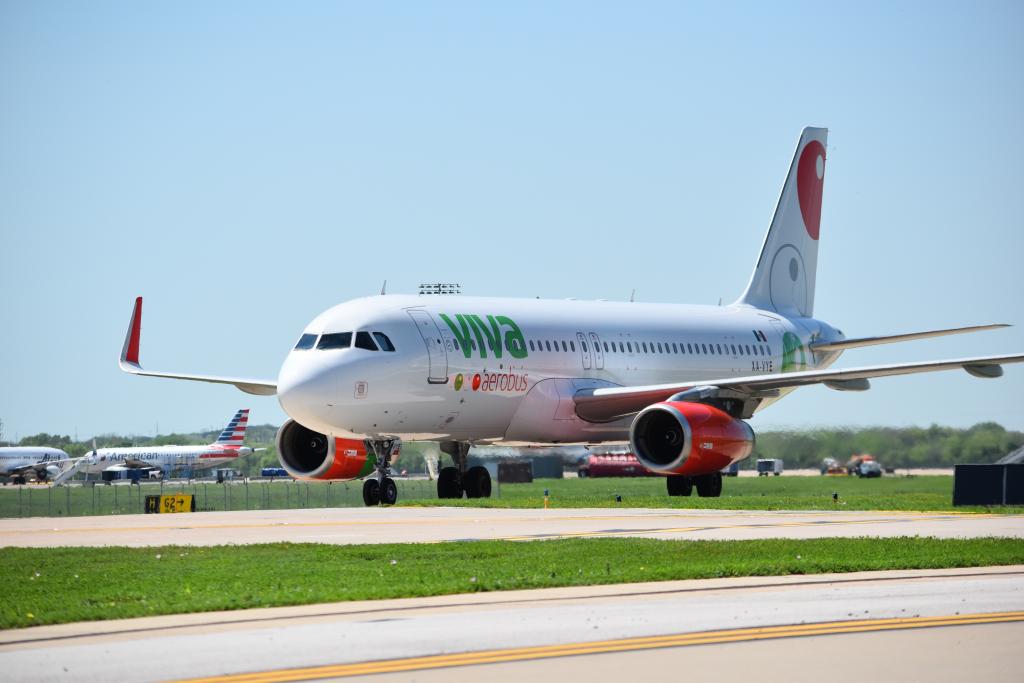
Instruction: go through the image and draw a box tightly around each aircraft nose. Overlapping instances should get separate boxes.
[277,353,339,432]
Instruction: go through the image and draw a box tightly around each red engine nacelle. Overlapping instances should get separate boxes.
[276,419,394,480]
[629,402,754,476]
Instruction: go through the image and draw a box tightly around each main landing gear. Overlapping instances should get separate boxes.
[667,472,723,498]
[362,438,401,506]
[438,441,492,500]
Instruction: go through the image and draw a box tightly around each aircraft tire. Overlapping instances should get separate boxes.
[380,477,398,505]
[695,472,723,497]
[362,478,381,506]
[666,475,692,497]
[437,467,462,499]
[464,466,491,498]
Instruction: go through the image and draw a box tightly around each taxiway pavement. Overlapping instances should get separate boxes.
[1,506,1022,547]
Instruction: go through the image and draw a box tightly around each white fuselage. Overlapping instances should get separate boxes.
[79,444,251,475]
[0,447,70,476]
[277,295,844,445]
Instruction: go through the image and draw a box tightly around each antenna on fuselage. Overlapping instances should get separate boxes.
[629,289,636,303]
[380,280,387,295]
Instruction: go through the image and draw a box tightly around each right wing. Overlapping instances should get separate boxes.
[574,352,1024,422]
[119,297,277,396]
[810,324,1010,352]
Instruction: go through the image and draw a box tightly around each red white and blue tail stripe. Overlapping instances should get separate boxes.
[213,409,250,446]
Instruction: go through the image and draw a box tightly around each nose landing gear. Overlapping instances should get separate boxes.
[362,438,401,506]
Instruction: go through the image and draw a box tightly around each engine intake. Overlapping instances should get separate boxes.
[630,402,754,475]
[276,419,375,480]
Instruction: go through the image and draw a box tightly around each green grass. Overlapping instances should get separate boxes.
[4,537,1023,630]
[406,475,1019,512]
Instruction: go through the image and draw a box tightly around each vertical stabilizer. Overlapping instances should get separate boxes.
[213,409,250,446]
[735,127,828,317]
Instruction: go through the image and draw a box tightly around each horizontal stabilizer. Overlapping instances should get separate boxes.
[119,297,277,396]
[810,324,1010,352]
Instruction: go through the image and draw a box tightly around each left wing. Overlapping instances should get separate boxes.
[119,297,278,396]
[574,353,1024,422]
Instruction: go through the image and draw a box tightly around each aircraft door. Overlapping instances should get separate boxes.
[589,333,604,370]
[576,332,592,370]
[407,309,449,384]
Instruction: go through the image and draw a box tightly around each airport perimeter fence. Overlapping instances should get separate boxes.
[0,478,442,518]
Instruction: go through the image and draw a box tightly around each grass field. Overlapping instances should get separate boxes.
[3,536,1023,630]
[405,475,1018,512]
[0,474,1017,517]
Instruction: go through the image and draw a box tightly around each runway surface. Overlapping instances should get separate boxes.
[1,506,1022,547]
[2,566,1022,682]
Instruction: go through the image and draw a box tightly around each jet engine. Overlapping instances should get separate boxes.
[35,465,62,482]
[275,419,377,480]
[629,402,754,476]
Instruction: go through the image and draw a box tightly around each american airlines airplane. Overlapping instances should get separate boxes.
[0,447,74,484]
[78,409,257,477]
[118,127,1023,506]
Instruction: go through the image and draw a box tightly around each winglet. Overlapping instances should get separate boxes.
[120,296,143,370]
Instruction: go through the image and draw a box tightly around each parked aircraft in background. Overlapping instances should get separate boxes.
[117,127,1024,506]
[77,409,258,477]
[0,447,74,484]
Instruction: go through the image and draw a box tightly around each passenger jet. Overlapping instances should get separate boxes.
[0,447,74,485]
[117,127,1024,505]
[78,409,257,477]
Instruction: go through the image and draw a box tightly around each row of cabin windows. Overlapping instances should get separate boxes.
[293,331,397,352]
[524,338,772,358]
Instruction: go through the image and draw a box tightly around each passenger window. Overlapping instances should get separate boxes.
[581,341,587,352]
[529,340,535,351]
[570,341,576,352]
[701,343,707,354]
[544,340,551,351]
[604,342,610,352]
[672,343,678,353]
[317,332,353,350]
[656,343,662,353]
[642,342,648,353]
[453,339,460,351]
[627,342,632,352]
[562,340,568,352]
[294,333,318,350]
[355,332,378,351]
[731,344,737,355]
[717,344,723,354]
[373,332,396,352]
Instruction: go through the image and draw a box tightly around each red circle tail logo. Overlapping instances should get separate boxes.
[796,140,826,240]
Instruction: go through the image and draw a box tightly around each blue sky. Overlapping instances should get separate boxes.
[1,1,1022,440]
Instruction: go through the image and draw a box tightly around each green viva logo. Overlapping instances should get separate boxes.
[781,331,807,372]
[439,314,528,359]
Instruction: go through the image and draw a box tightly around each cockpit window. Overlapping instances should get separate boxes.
[294,333,318,350]
[373,332,396,352]
[355,331,378,351]
[318,332,353,349]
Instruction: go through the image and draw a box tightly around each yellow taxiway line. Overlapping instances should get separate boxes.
[171,610,1024,683]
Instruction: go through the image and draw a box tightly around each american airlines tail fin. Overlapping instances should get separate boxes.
[735,127,828,318]
[213,409,250,446]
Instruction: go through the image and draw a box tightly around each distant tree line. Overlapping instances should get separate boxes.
[5,422,1022,474]
[752,422,1023,469]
